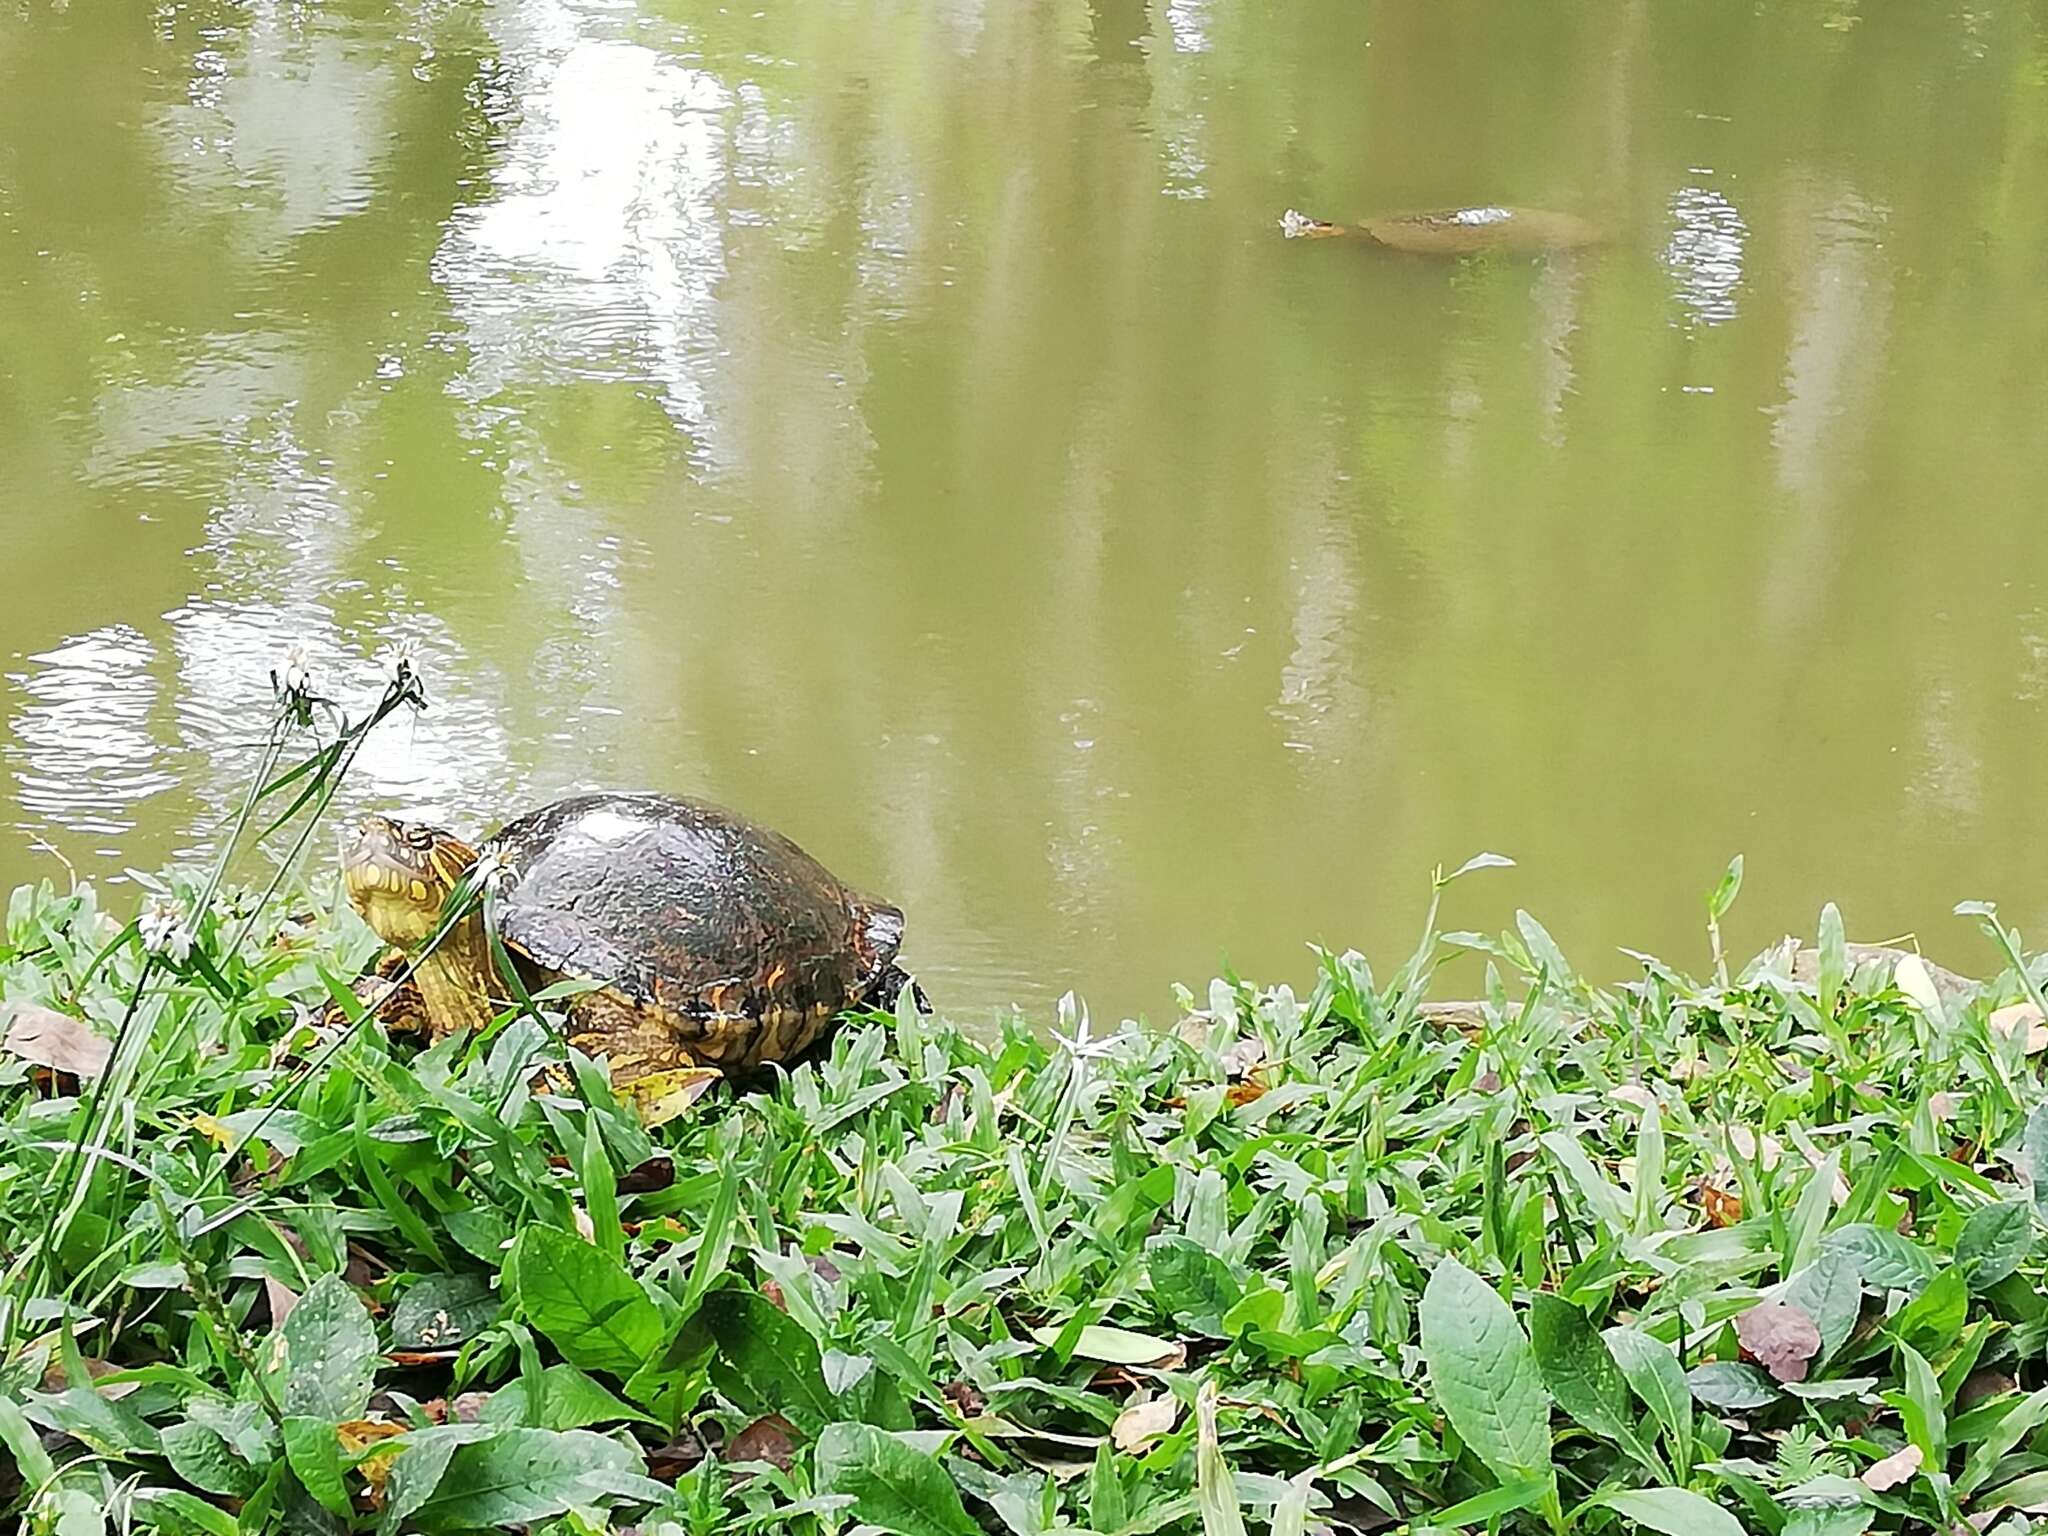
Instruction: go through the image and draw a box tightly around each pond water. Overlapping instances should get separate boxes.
[3,0,2046,1020]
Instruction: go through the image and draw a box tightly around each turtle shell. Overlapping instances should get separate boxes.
[1357,206,1603,255]
[482,791,903,1069]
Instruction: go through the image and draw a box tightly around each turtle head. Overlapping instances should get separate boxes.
[343,815,478,947]
[1279,208,1344,240]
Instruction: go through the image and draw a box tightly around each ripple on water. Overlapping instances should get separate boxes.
[164,597,527,845]
[7,626,177,838]
[1664,184,1747,328]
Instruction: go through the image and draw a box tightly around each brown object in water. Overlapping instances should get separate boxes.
[1280,205,1604,255]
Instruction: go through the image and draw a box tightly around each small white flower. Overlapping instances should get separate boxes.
[374,641,415,689]
[273,642,313,704]
[139,895,193,963]
[372,641,428,710]
[471,849,514,895]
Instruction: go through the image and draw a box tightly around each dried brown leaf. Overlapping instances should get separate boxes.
[1112,1392,1179,1454]
[2,1003,112,1078]
[1860,1443,1923,1490]
[1734,1300,1822,1383]
[264,1277,300,1331]
[1990,1003,2048,1054]
[729,1413,798,1471]
[942,1379,987,1417]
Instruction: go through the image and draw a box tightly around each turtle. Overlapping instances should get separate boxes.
[1279,205,1603,255]
[340,790,913,1085]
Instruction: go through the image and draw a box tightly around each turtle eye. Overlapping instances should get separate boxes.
[403,825,438,853]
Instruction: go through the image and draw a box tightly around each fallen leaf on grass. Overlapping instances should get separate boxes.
[1029,1323,1182,1367]
[942,1379,987,1417]
[2,1003,112,1078]
[1695,1181,1743,1228]
[1960,1370,2018,1409]
[1725,1127,1783,1169]
[339,1418,408,1495]
[40,1358,139,1399]
[264,1277,299,1331]
[1112,1393,1178,1453]
[1861,1443,1923,1490]
[626,1066,723,1128]
[728,1414,798,1471]
[337,1419,407,1454]
[617,1153,676,1194]
[647,1431,708,1483]
[1990,1003,2048,1053]
[1734,1300,1822,1383]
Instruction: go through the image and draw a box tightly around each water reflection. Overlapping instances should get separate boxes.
[3,0,2048,1016]
[7,627,172,841]
[1664,184,1747,327]
[438,22,731,446]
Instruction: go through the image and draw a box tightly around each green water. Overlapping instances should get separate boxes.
[3,0,2046,1019]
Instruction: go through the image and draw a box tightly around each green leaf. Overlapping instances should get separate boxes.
[133,1488,241,1536]
[1594,1486,1748,1536]
[680,1161,741,1313]
[1983,1469,2048,1511]
[1686,1362,1777,1410]
[1515,910,1573,984]
[22,1386,160,1456]
[481,1364,656,1431]
[1822,1224,1935,1292]
[1195,1379,1247,1536]
[509,1226,664,1377]
[1892,1342,1948,1470]
[1030,1323,1178,1365]
[1540,1131,1632,1230]
[813,1421,983,1536]
[1708,856,1745,921]
[0,1392,57,1489]
[1605,1327,1693,1471]
[1427,1476,1553,1529]
[1817,903,1847,1015]
[380,1423,497,1534]
[161,1419,260,1498]
[1886,1268,1967,1356]
[272,1272,378,1422]
[400,1425,652,1530]
[1528,1295,1631,1441]
[1956,1200,2033,1290]
[389,1272,500,1350]
[1633,1100,1667,1235]
[692,1289,836,1436]
[1147,1237,1243,1336]
[283,1416,351,1517]
[1220,1283,1285,1338]
[1958,1386,2048,1497]
[1781,1250,1862,1362]
[1417,1259,1553,1483]
[580,1113,623,1261]
[1784,1152,1839,1275]
[2027,1105,2048,1224]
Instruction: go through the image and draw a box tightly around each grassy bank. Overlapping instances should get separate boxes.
[7,673,2048,1535]
[7,858,2048,1536]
